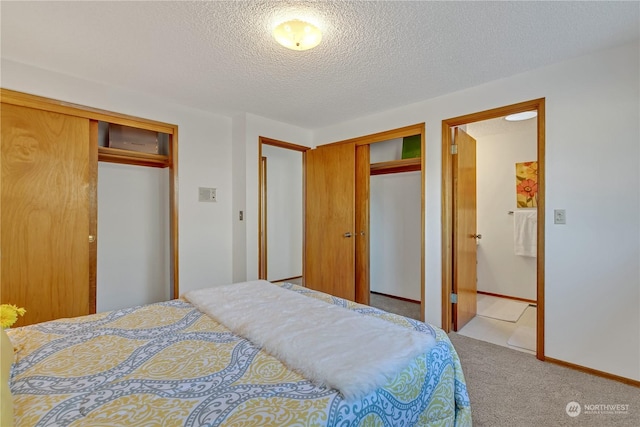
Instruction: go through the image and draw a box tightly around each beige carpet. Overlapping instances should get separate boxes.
[448,332,640,426]
[477,294,529,322]
[369,293,421,320]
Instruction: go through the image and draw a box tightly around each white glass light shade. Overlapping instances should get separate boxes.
[505,111,538,121]
[273,20,322,51]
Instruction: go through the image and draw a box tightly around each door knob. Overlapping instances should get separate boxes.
[89,235,96,243]
[472,234,482,239]
[344,232,353,238]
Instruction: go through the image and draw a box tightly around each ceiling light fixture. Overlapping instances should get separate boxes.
[273,20,322,51]
[505,111,538,121]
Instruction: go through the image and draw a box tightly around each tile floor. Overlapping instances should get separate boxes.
[457,296,537,355]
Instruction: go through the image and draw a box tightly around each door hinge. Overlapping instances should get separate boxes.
[451,293,458,304]
[450,144,458,155]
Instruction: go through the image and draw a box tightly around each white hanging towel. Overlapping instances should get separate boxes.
[514,210,537,257]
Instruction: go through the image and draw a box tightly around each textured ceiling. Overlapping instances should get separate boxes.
[2,1,638,129]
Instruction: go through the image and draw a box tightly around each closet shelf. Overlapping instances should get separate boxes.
[98,146,169,168]
[370,158,421,175]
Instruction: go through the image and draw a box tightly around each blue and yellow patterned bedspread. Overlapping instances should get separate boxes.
[7,283,471,426]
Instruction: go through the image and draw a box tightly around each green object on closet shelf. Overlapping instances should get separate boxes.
[401,134,421,159]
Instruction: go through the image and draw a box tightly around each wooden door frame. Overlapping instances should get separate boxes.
[258,137,310,281]
[259,156,268,279]
[321,123,426,321]
[441,98,545,360]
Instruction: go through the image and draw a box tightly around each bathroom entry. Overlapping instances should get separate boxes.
[441,98,546,360]
[470,117,538,305]
[458,115,538,355]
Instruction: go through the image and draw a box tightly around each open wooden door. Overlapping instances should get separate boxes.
[305,143,355,300]
[453,128,478,331]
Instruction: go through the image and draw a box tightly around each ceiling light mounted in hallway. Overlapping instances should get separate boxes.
[273,20,322,51]
[505,111,538,121]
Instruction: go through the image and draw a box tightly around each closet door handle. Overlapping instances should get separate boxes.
[88,235,96,243]
[344,232,353,238]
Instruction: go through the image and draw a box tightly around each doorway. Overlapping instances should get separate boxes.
[258,137,309,282]
[457,116,539,354]
[441,98,546,360]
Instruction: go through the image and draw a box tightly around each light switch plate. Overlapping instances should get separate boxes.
[198,187,217,202]
[554,209,566,224]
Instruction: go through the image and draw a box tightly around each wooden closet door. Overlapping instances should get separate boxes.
[305,143,355,300]
[1,103,92,326]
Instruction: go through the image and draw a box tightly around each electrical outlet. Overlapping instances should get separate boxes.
[198,187,217,202]
[554,209,566,224]
[239,211,244,221]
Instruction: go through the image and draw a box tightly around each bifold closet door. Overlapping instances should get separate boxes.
[1,103,93,326]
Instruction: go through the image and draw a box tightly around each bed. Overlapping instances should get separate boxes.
[5,281,471,426]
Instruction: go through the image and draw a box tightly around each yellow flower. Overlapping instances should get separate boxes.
[0,304,26,328]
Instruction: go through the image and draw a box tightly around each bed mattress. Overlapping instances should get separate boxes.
[7,283,471,426]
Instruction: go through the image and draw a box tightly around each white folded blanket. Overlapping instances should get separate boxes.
[184,280,436,400]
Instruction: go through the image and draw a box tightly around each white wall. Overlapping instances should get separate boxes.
[469,119,537,301]
[370,171,421,301]
[369,139,421,300]
[1,59,234,300]
[313,42,640,381]
[241,114,312,282]
[231,115,248,283]
[370,138,403,162]
[97,163,169,311]
[262,145,303,281]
